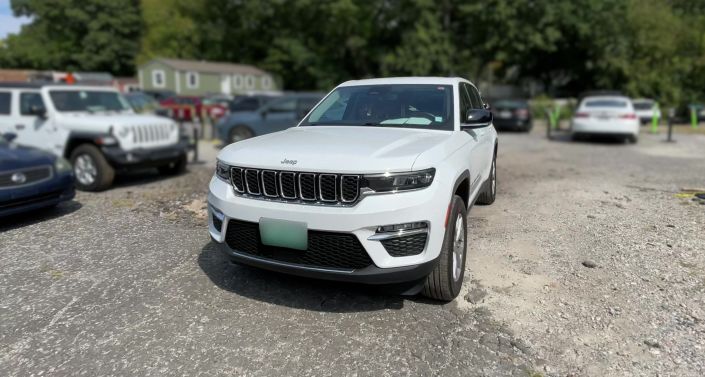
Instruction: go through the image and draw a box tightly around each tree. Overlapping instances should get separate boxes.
[0,0,141,76]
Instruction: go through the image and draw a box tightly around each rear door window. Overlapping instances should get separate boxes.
[0,92,10,115]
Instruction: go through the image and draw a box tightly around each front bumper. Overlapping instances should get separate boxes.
[0,173,75,217]
[208,173,450,280]
[102,141,189,169]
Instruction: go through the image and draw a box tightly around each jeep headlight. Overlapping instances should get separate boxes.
[362,168,435,193]
[116,127,131,138]
[54,157,72,174]
[215,160,230,182]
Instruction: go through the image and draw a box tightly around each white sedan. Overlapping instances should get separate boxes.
[571,95,639,143]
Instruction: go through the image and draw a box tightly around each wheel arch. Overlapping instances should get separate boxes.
[452,170,471,209]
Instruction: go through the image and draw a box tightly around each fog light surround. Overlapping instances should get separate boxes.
[368,221,429,241]
[211,206,225,232]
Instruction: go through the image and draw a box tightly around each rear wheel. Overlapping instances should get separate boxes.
[70,144,114,191]
[229,126,254,143]
[422,195,468,301]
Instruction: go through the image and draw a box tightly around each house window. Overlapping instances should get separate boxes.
[152,70,165,88]
[245,75,256,90]
[186,71,199,89]
[261,76,272,90]
[233,74,243,89]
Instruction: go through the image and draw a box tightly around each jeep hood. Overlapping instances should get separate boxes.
[55,113,174,133]
[219,126,457,173]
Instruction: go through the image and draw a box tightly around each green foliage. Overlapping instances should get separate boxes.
[0,0,141,76]
[0,0,704,102]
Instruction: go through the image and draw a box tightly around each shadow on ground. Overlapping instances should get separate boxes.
[0,200,82,231]
[197,241,428,313]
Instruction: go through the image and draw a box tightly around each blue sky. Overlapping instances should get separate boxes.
[0,0,31,40]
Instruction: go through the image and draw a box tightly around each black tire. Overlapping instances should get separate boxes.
[628,134,638,144]
[158,154,188,175]
[70,144,115,191]
[422,195,468,301]
[475,152,496,205]
[229,126,254,143]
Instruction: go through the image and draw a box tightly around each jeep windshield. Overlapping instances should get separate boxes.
[301,84,454,131]
[49,90,132,113]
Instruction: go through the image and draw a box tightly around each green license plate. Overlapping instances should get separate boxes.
[259,218,308,251]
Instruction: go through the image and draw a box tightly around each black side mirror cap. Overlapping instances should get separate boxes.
[2,132,17,142]
[462,109,493,129]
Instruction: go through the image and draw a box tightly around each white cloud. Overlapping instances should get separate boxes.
[0,14,31,39]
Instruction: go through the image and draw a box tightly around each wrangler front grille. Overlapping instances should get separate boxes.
[229,167,360,205]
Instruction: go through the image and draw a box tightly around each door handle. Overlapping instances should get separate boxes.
[15,124,25,130]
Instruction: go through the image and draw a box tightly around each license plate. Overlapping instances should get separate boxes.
[498,110,512,119]
[259,218,308,250]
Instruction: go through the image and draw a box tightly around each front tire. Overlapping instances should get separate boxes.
[422,195,468,301]
[70,144,114,191]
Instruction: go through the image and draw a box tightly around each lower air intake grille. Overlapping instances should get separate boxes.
[381,233,427,257]
[225,220,373,270]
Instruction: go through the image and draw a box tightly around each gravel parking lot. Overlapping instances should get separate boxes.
[1,126,704,376]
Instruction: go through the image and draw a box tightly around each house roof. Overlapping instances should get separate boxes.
[153,58,267,76]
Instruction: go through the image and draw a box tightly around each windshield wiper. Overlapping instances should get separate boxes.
[361,122,380,127]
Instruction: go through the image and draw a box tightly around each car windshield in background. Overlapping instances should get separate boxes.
[584,99,628,108]
[301,84,454,131]
[633,102,654,110]
[49,90,132,112]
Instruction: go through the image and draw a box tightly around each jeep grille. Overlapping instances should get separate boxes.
[229,167,360,205]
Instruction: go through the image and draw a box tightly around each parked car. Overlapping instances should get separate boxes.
[0,83,189,191]
[208,77,498,301]
[142,89,175,101]
[159,95,227,121]
[0,133,75,217]
[228,95,278,113]
[571,95,639,143]
[216,93,323,144]
[490,99,532,132]
[632,98,661,125]
[124,92,169,117]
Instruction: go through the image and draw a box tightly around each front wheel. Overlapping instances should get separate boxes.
[422,195,468,301]
[70,144,115,191]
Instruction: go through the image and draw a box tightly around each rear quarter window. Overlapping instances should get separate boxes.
[0,92,10,115]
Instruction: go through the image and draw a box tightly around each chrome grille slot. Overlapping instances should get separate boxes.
[319,174,337,202]
[340,175,360,202]
[279,172,297,199]
[244,169,261,194]
[230,167,245,193]
[225,167,362,206]
[299,173,317,201]
[261,170,278,197]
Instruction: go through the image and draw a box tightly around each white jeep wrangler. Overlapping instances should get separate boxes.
[208,77,497,301]
[0,83,189,191]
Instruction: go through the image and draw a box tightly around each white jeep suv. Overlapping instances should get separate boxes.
[208,77,498,301]
[0,83,188,191]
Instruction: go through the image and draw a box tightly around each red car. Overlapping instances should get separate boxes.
[159,96,227,121]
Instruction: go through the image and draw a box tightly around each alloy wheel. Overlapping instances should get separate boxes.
[74,154,97,186]
[451,213,465,281]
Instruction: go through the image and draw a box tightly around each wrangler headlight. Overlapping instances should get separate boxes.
[54,157,72,174]
[215,160,231,182]
[362,168,435,193]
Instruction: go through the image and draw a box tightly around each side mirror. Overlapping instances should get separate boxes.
[462,109,493,129]
[29,104,47,118]
[483,103,491,110]
[2,132,17,142]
